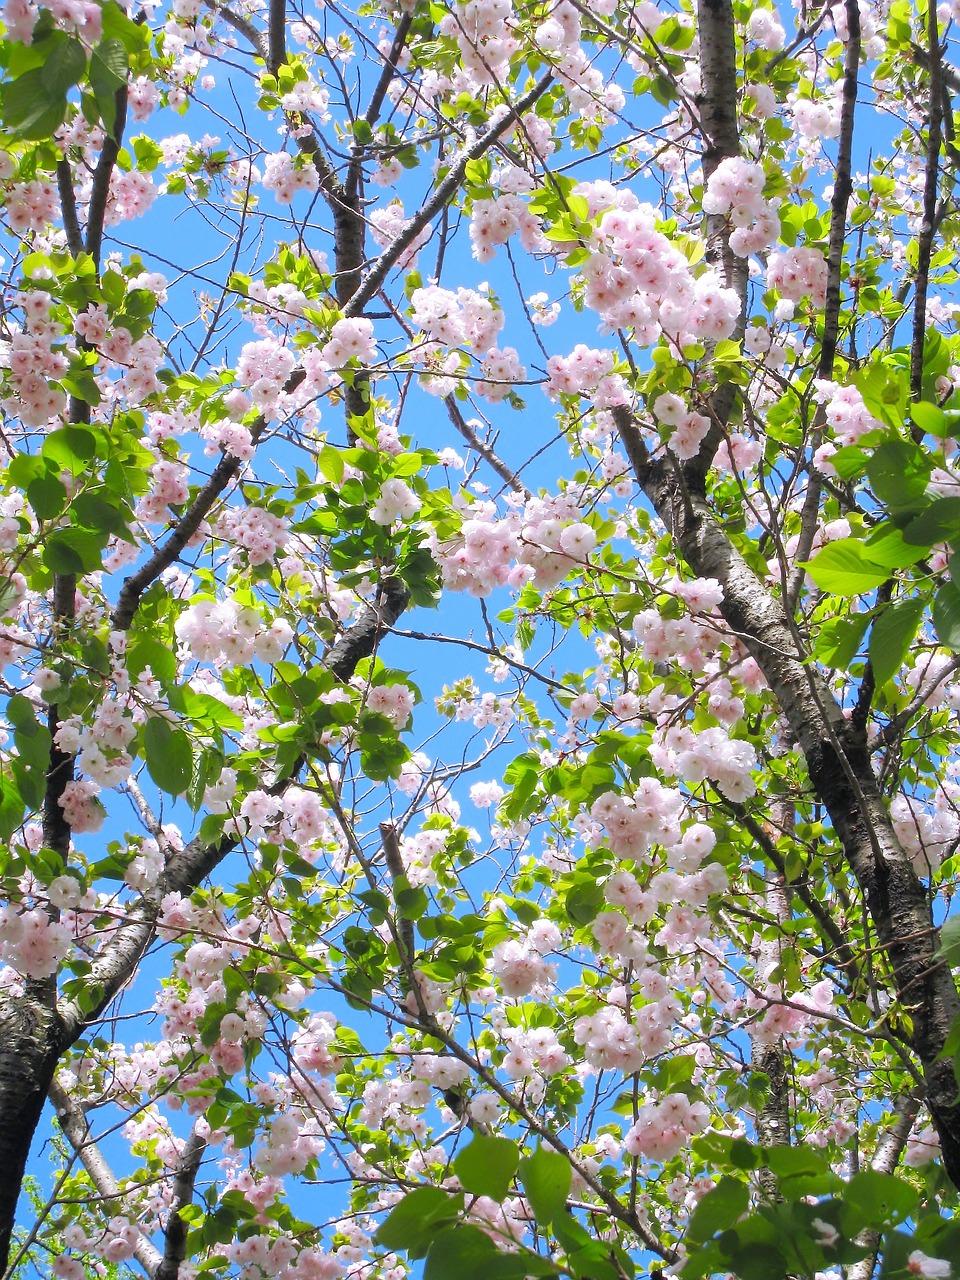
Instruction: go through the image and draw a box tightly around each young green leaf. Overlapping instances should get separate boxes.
[802,541,891,596]
[518,1146,571,1227]
[454,1135,520,1202]
[868,597,926,688]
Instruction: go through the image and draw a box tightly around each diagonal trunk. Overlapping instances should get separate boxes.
[615,431,960,1184]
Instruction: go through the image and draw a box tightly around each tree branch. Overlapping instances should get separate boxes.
[785,0,861,608]
[56,160,82,258]
[85,86,129,272]
[110,380,298,630]
[444,398,532,498]
[267,0,285,74]
[155,1127,206,1280]
[344,73,554,318]
[683,0,747,484]
[910,1,944,401]
[845,1092,922,1280]
[60,576,410,1039]
[48,1078,163,1277]
[614,400,960,1186]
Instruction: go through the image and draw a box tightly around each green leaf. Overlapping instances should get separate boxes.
[911,399,947,435]
[865,439,931,512]
[89,38,128,97]
[27,475,67,521]
[0,772,24,840]
[938,913,960,967]
[101,0,148,53]
[454,1136,520,1202]
[42,35,86,95]
[686,1176,750,1244]
[933,580,960,649]
[127,635,178,684]
[763,1146,830,1179]
[42,425,98,471]
[423,1225,498,1280]
[903,496,960,545]
[868,597,926,688]
[518,1146,571,1227]
[43,529,105,575]
[375,1187,463,1254]
[842,1170,917,1230]
[811,612,870,669]
[564,879,603,925]
[317,446,345,484]
[394,880,428,920]
[861,525,930,570]
[802,541,891,595]
[143,718,193,796]
[72,491,135,541]
[423,1226,557,1280]
[424,1218,496,1280]
[2,67,66,138]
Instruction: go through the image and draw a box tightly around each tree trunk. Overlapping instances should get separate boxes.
[615,428,960,1184]
[0,990,66,1266]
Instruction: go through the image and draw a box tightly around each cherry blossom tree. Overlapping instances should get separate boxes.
[1,0,960,1276]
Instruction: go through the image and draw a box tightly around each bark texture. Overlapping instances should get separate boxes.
[0,993,66,1267]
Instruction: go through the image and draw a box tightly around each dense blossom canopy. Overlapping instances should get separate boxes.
[1,0,960,1277]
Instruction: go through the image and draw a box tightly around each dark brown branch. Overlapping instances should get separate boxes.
[751,811,793,1202]
[361,13,413,132]
[267,0,285,74]
[44,566,78,861]
[380,821,416,985]
[851,580,893,738]
[344,73,554,318]
[56,160,82,257]
[85,86,128,271]
[910,3,944,400]
[819,0,860,379]
[110,366,309,630]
